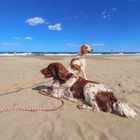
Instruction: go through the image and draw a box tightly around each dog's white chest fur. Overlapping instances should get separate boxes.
[52,77,78,100]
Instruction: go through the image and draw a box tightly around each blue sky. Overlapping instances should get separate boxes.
[0,0,140,52]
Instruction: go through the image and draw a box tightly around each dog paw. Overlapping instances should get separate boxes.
[39,89,52,94]
[92,106,100,112]
[76,104,86,110]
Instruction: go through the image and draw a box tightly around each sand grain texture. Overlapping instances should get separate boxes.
[0,55,140,140]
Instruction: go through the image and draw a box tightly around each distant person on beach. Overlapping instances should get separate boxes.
[111,49,115,55]
[68,44,93,80]
[13,51,16,56]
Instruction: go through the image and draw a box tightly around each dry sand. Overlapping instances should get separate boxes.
[0,55,140,140]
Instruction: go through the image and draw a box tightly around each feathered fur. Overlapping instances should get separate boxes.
[113,102,137,118]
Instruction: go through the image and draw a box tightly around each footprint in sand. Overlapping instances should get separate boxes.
[99,132,109,140]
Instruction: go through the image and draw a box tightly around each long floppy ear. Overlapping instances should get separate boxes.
[56,64,70,81]
[47,65,58,79]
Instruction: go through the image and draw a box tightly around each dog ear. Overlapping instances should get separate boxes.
[46,65,57,78]
[47,63,69,81]
[51,67,58,78]
[56,64,69,81]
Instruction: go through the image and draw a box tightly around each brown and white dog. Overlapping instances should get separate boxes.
[68,44,93,80]
[41,62,136,118]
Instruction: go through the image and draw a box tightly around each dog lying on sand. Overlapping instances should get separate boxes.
[41,62,137,118]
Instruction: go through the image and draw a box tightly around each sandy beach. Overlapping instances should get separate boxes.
[0,55,140,140]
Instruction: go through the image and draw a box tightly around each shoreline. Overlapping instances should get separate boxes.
[0,51,140,57]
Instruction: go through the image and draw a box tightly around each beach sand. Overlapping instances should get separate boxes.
[0,55,140,140]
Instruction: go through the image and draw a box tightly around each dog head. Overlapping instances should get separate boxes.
[80,44,93,54]
[41,62,70,82]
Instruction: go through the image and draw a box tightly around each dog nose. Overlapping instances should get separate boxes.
[40,69,43,74]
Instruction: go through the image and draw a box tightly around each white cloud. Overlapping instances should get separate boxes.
[1,42,19,46]
[66,43,79,47]
[101,8,117,19]
[13,37,21,40]
[101,10,110,19]
[25,17,46,26]
[62,17,71,21]
[24,36,33,40]
[12,36,33,40]
[128,0,134,2]
[72,15,78,19]
[48,23,62,31]
[111,8,117,11]
[62,14,89,21]
[93,43,105,47]
[79,11,84,14]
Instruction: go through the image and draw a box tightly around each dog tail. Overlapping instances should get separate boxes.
[113,101,137,118]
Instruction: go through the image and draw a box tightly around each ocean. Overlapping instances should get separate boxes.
[0,52,140,56]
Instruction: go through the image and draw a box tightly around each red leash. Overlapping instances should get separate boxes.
[0,90,64,113]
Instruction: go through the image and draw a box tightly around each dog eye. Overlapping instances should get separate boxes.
[48,66,52,71]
